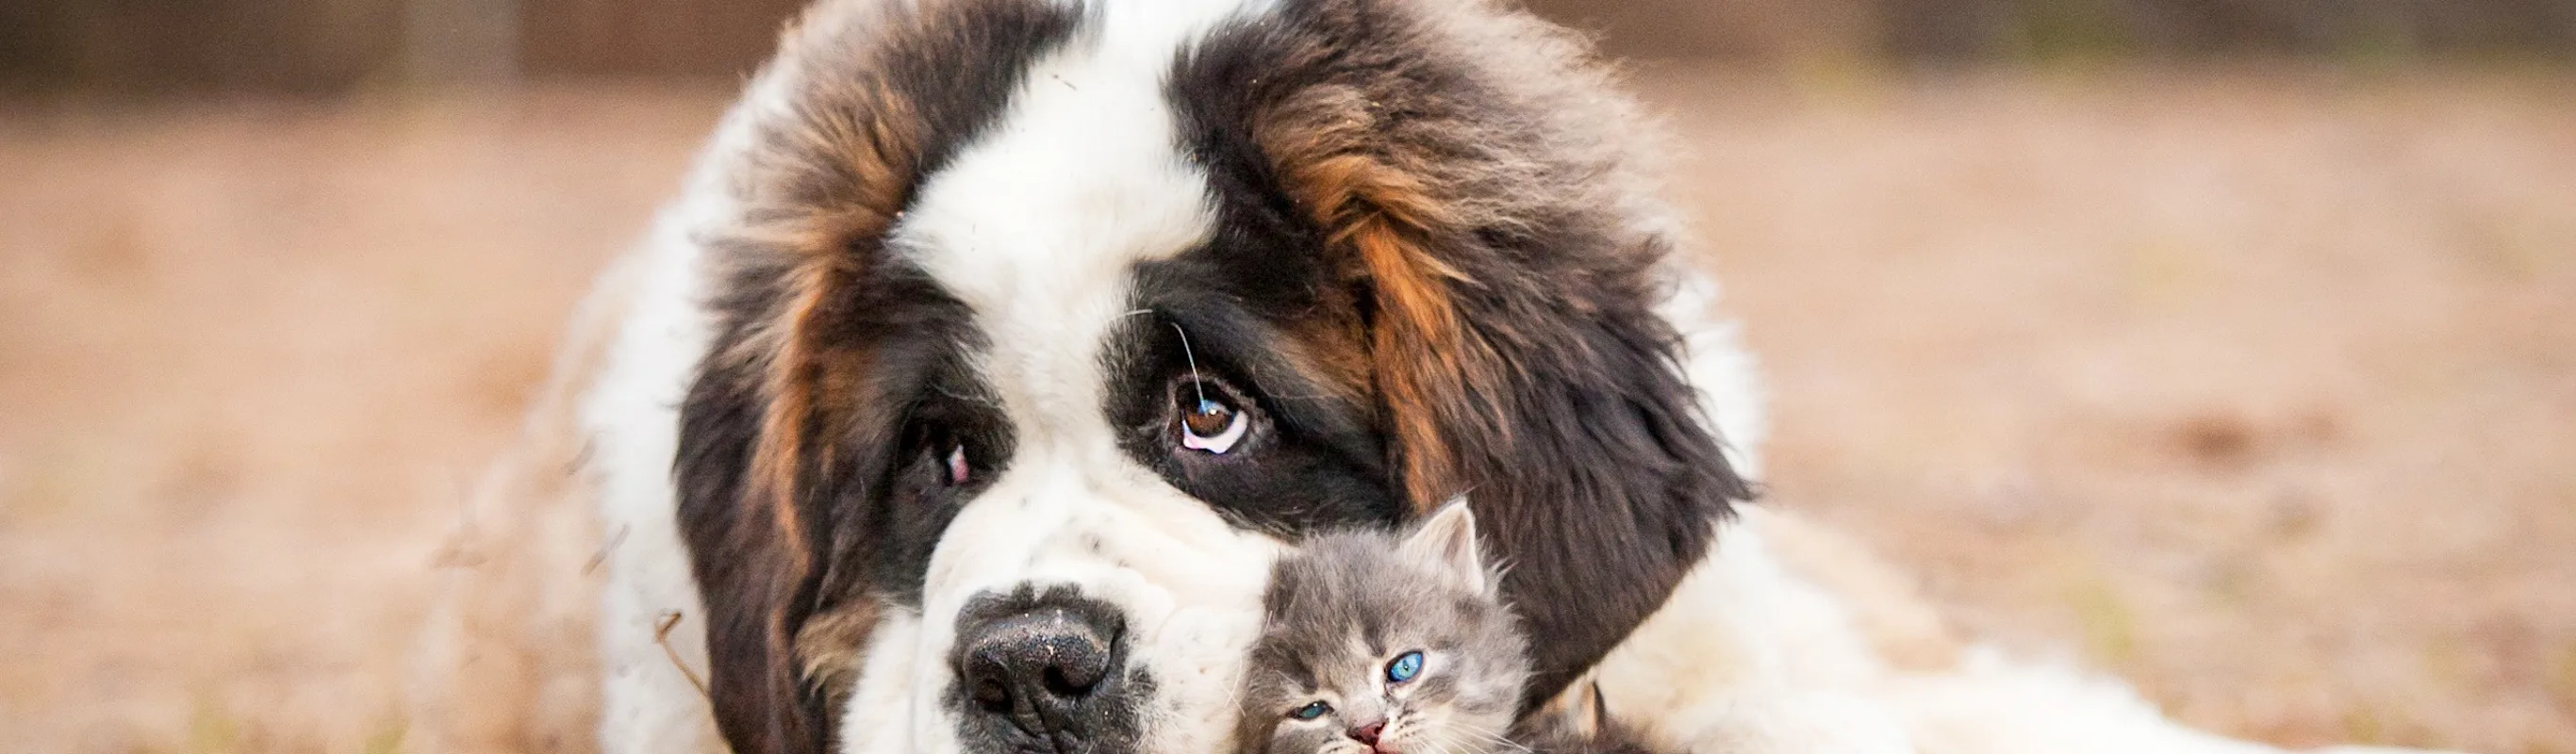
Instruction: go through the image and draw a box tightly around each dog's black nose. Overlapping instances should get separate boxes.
[961,606,1113,711]
[950,585,1131,751]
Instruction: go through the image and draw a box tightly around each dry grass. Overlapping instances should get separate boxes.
[0,87,724,752]
[0,69,2568,753]
[1651,68,2576,752]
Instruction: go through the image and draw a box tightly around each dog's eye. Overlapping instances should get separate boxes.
[943,444,970,486]
[1290,700,1331,720]
[1176,382,1249,454]
[914,420,973,487]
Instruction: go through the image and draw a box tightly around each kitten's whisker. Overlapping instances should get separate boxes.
[1449,724,1531,754]
[1462,725,1514,746]
[1457,728,1525,754]
[1417,730,1462,754]
[1427,725,1478,754]
[1451,731,1491,754]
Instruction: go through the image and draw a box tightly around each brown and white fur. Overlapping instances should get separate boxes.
[560,1,2462,754]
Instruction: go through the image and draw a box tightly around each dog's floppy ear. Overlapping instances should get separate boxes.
[1273,138,1750,712]
[1364,230,1752,713]
[671,2,1081,751]
[1232,8,1758,711]
[677,352,834,754]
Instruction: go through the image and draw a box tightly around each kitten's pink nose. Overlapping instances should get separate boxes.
[1347,720,1385,746]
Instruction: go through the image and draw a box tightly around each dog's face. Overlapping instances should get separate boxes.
[669,1,1749,754]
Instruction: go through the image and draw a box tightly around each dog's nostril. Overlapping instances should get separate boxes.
[951,586,1135,748]
[959,605,1116,714]
[1041,664,1095,697]
[970,676,1014,713]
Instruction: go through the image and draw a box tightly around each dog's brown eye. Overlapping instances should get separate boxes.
[1178,391,1247,454]
[944,444,970,485]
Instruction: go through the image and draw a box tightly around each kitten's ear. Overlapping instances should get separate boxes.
[1404,498,1489,594]
[1568,680,1607,736]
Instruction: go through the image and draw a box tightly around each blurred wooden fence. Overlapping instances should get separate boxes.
[1545,0,2576,62]
[4,0,2571,94]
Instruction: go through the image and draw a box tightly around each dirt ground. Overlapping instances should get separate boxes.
[1,69,2570,753]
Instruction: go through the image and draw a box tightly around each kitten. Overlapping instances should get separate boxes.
[1238,504,1657,754]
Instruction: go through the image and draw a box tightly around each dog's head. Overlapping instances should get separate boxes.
[670,1,1751,753]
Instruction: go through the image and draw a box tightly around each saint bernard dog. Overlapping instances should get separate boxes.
[570,1,2449,753]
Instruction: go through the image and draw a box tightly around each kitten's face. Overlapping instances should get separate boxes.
[1239,507,1527,754]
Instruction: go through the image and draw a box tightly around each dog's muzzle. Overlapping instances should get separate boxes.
[949,585,1145,754]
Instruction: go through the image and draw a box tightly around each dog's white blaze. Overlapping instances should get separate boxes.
[847,3,1286,754]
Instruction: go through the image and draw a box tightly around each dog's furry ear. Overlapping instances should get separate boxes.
[1194,0,1759,713]
[1401,499,1490,594]
[669,2,1081,752]
[675,354,833,754]
[1387,247,1750,713]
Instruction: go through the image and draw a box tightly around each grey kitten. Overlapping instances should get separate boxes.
[1239,505,1655,754]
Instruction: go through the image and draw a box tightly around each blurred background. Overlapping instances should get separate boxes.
[5,0,2576,92]
[1,1,2571,753]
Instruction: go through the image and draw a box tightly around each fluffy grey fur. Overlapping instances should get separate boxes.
[1241,505,1665,754]
[1240,504,1527,754]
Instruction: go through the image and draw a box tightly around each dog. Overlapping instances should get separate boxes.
[568,1,2454,754]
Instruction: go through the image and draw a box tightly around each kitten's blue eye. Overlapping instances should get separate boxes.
[1291,701,1331,720]
[1385,651,1424,683]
